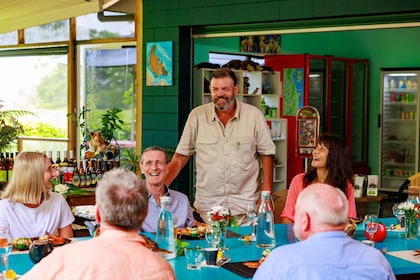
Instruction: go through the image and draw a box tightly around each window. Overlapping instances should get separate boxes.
[78,43,137,156]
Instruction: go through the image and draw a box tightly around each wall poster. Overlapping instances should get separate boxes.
[146,41,173,86]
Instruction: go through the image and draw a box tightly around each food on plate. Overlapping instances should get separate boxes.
[140,234,172,254]
[176,225,209,238]
[12,238,32,250]
[12,234,70,250]
[243,249,271,268]
[344,217,362,238]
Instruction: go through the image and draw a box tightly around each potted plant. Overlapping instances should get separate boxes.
[0,104,33,151]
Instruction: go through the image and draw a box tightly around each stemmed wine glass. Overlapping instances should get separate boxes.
[205,227,221,248]
[392,203,405,228]
[0,227,12,279]
[247,204,258,241]
[363,214,379,241]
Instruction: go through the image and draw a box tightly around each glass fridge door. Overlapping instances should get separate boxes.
[380,70,419,191]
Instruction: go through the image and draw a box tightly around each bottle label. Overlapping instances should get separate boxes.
[72,175,80,187]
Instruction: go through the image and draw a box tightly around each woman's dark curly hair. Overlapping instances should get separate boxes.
[303,133,354,196]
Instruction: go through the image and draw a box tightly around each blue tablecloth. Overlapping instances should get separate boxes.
[9,218,420,279]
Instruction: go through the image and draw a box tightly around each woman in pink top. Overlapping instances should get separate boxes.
[281,134,357,223]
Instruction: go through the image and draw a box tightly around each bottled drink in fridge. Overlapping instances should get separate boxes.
[256,190,276,248]
[156,196,176,259]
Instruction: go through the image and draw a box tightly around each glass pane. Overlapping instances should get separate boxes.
[309,59,326,132]
[24,20,69,44]
[0,54,68,153]
[0,31,18,46]
[76,12,134,41]
[330,60,347,138]
[80,45,136,156]
[352,61,367,163]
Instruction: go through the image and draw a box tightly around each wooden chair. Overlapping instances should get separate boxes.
[378,172,420,217]
[272,189,288,224]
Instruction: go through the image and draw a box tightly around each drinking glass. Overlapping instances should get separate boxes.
[246,204,258,241]
[205,227,221,248]
[0,227,12,279]
[363,214,379,241]
[392,203,405,227]
[184,247,203,270]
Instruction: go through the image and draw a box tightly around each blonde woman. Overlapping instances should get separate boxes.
[0,152,74,239]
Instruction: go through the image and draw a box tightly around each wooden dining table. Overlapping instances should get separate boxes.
[9,217,420,279]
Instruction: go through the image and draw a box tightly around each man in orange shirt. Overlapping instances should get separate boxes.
[21,168,175,280]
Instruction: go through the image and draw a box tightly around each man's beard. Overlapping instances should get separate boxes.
[213,96,234,111]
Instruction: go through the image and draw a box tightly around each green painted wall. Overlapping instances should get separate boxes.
[143,1,420,189]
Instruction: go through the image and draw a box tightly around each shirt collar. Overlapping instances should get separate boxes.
[147,185,170,198]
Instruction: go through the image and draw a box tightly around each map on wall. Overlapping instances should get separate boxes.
[146,41,173,86]
[283,68,304,116]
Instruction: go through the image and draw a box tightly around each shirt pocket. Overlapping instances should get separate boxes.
[235,136,256,167]
[196,136,218,162]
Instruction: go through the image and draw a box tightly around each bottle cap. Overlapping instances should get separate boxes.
[160,196,171,205]
[261,190,271,198]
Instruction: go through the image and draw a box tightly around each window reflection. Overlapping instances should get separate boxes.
[24,20,69,44]
[76,12,134,40]
[0,31,18,46]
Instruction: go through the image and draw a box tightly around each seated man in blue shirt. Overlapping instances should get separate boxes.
[140,146,195,232]
[254,183,395,280]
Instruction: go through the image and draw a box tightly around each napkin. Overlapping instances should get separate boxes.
[222,261,259,278]
[386,250,420,264]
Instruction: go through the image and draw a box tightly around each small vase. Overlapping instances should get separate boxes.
[404,210,418,240]
[218,226,227,250]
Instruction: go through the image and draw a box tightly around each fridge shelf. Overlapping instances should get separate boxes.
[386,102,416,106]
[384,88,417,93]
[384,119,416,123]
[383,140,416,145]
[382,161,415,168]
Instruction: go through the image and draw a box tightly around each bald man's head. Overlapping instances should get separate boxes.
[293,183,348,240]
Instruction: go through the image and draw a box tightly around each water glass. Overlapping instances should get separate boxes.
[0,227,12,279]
[392,203,405,227]
[246,204,257,241]
[184,247,203,270]
[363,214,379,241]
[205,227,221,248]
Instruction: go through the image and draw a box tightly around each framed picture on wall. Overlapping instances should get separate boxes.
[146,41,173,86]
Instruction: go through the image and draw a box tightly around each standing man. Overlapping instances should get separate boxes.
[165,67,276,225]
[140,146,195,232]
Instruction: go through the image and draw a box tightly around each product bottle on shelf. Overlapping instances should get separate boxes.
[256,190,276,248]
[72,167,80,188]
[156,196,176,259]
[79,161,86,188]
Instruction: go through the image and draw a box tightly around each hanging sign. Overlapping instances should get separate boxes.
[296,106,320,158]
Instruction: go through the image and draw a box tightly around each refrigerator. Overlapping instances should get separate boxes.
[379,68,420,192]
[265,54,369,186]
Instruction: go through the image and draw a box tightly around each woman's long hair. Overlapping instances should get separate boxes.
[1,152,49,204]
[303,134,354,196]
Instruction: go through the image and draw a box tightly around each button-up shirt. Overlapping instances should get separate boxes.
[254,231,395,280]
[21,229,175,280]
[176,100,275,215]
[141,187,194,232]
